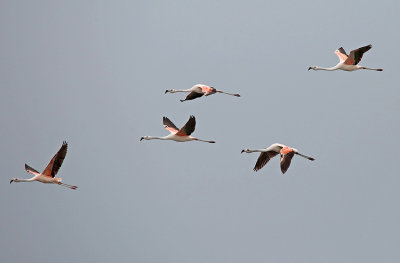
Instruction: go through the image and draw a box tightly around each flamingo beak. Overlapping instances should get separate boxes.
[165,90,169,94]
[140,137,144,141]
[10,179,14,184]
[241,150,245,153]
[308,67,312,71]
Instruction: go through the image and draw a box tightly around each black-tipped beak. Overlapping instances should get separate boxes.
[165,90,169,94]
[308,67,312,71]
[140,137,144,141]
[241,150,245,153]
[10,179,13,184]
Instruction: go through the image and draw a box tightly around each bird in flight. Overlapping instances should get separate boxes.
[141,115,215,143]
[308,45,383,72]
[10,141,78,189]
[241,143,314,174]
[165,84,240,102]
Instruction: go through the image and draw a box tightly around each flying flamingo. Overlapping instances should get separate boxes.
[241,143,315,174]
[308,45,383,72]
[165,84,240,102]
[10,141,78,189]
[140,115,215,143]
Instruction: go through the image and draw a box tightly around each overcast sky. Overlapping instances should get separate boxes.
[1,0,400,262]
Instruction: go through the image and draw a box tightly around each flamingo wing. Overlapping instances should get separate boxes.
[42,141,68,178]
[254,151,279,171]
[280,151,295,174]
[184,91,204,101]
[335,47,348,62]
[25,164,40,176]
[163,117,179,133]
[345,44,372,65]
[176,115,196,136]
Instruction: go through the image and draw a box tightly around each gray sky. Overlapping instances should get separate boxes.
[1,0,400,262]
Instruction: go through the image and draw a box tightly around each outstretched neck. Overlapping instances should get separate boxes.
[314,66,338,71]
[168,89,191,93]
[13,178,35,182]
[148,136,168,140]
[247,149,267,153]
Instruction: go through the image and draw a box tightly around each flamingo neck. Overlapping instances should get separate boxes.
[148,136,168,140]
[14,178,35,182]
[170,89,191,93]
[315,66,338,71]
[247,149,267,153]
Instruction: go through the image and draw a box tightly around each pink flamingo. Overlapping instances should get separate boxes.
[141,115,215,143]
[10,141,78,189]
[308,45,383,71]
[241,143,314,174]
[165,84,240,102]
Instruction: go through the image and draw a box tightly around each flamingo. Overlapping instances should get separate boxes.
[165,84,240,102]
[10,141,78,189]
[308,45,383,72]
[140,115,215,143]
[241,143,315,174]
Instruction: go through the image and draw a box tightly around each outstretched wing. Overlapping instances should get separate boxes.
[345,44,372,65]
[25,164,40,176]
[182,91,204,101]
[254,151,279,171]
[42,141,68,178]
[280,151,295,174]
[163,117,179,133]
[176,115,196,136]
[335,47,348,62]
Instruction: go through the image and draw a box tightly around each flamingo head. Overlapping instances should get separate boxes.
[10,178,18,184]
[241,149,250,153]
[165,89,176,94]
[140,136,150,141]
[308,66,317,71]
